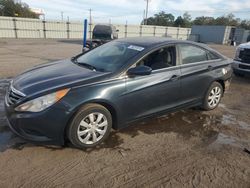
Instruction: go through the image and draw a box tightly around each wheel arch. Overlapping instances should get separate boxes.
[63,99,119,143]
[215,79,225,93]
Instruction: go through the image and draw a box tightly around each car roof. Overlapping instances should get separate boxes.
[115,37,226,59]
[115,37,195,47]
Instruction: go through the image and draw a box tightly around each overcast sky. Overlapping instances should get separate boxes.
[23,0,250,24]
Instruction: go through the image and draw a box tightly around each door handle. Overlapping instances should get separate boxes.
[207,65,213,71]
[170,75,180,81]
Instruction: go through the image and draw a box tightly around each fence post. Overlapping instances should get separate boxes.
[177,27,180,39]
[66,21,70,39]
[139,25,142,37]
[165,27,168,37]
[13,18,17,38]
[125,23,127,38]
[42,20,46,38]
[187,29,190,40]
[153,26,156,36]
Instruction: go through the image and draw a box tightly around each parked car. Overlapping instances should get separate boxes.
[5,37,232,148]
[233,42,250,76]
[84,24,118,50]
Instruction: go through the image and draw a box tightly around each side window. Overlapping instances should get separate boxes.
[179,44,208,64]
[137,46,176,70]
[207,51,220,60]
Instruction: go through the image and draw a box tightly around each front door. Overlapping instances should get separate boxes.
[123,45,182,122]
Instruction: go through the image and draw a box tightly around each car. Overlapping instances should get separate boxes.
[84,24,119,50]
[233,42,250,77]
[5,37,233,148]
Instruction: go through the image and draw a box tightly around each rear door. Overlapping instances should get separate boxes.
[123,45,182,122]
[177,43,222,105]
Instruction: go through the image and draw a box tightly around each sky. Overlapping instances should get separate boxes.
[22,0,250,24]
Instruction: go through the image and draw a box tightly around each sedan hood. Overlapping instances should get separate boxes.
[12,59,109,95]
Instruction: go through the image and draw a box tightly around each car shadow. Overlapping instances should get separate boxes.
[58,39,82,45]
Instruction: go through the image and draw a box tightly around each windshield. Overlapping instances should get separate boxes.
[75,41,144,72]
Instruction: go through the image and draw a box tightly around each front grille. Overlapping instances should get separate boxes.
[239,49,250,64]
[6,85,25,106]
[239,64,250,70]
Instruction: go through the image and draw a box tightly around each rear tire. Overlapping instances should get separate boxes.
[202,82,223,111]
[67,104,112,148]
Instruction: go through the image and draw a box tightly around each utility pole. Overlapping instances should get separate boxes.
[61,11,64,21]
[143,9,145,25]
[145,0,149,25]
[89,8,92,39]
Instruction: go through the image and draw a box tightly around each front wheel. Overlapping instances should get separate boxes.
[67,104,112,148]
[202,82,223,111]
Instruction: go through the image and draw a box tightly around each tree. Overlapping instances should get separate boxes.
[240,20,250,30]
[143,11,175,26]
[193,16,215,25]
[174,12,192,27]
[142,11,250,30]
[174,16,185,27]
[0,0,38,18]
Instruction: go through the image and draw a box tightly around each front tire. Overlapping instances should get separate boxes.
[202,82,223,111]
[67,104,112,148]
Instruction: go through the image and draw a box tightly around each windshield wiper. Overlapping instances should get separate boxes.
[76,62,97,71]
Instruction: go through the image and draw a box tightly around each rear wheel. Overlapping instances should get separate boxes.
[202,82,223,111]
[67,104,112,148]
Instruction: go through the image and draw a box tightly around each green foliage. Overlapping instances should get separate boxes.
[0,0,39,18]
[142,11,175,26]
[143,11,250,30]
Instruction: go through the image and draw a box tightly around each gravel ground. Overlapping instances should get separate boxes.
[0,39,249,188]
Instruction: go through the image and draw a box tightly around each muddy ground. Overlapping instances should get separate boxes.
[0,39,249,187]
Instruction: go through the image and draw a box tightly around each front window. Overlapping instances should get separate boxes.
[136,46,176,70]
[75,42,144,72]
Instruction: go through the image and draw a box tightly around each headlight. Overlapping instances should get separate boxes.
[15,89,70,112]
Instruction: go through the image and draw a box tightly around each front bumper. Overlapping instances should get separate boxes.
[232,60,250,75]
[4,98,70,145]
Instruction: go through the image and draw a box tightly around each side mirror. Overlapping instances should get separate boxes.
[127,65,152,76]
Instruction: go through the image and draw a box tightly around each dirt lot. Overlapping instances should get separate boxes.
[0,39,249,187]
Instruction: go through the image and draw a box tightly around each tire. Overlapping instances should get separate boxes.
[202,82,223,111]
[67,104,112,148]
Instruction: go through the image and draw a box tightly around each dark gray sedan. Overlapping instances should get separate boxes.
[5,37,232,148]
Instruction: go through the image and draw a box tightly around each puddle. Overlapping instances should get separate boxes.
[206,133,250,150]
[122,109,250,150]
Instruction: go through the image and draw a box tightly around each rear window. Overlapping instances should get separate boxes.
[207,51,221,60]
[179,44,208,64]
